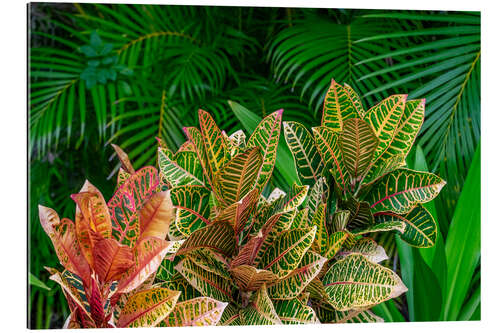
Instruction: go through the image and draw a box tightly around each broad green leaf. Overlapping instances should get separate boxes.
[344,83,366,117]
[230,265,277,291]
[258,227,316,279]
[375,204,437,247]
[323,254,407,311]
[29,272,51,291]
[247,109,283,192]
[138,191,174,242]
[218,303,242,326]
[175,257,233,302]
[374,99,425,167]
[176,222,236,258]
[336,237,388,263]
[158,148,204,187]
[39,206,91,285]
[240,285,282,325]
[366,168,446,214]
[443,144,480,321]
[268,251,326,299]
[156,273,201,302]
[372,299,405,322]
[321,79,358,130]
[198,109,230,180]
[312,126,349,192]
[117,237,175,293]
[169,185,210,239]
[213,147,263,207]
[188,248,231,280]
[283,121,324,186]
[291,208,309,229]
[340,118,379,184]
[163,297,227,326]
[363,94,406,160]
[93,237,133,283]
[116,288,180,328]
[274,299,319,324]
[229,100,299,186]
[174,150,205,183]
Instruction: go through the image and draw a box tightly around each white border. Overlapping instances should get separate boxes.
[1,0,498,332]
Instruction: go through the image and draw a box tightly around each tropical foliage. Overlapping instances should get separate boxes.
[30,3,480,328]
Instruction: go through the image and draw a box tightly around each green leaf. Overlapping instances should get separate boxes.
[274,299,319,324]
[336,237,388,263]
[247,109,283,192]
[323,254,407,311]
[217,303,242,326]
[258,227,317,279]
[169,185,211,239]
[163,297,228,326]
[374,204,437,247]
[213,147,263,207]
[267,251,326,300]
[240,285,282,325]
[340,118,379,184]
[176,222,236,258]
[158,148,204,187]
[29,272,51,291]
[321,79,359,130]
[365,168,446,214]
[442,143,480,320]
[283,121,324,187]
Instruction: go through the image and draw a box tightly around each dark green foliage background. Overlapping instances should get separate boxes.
[28,3,480,328]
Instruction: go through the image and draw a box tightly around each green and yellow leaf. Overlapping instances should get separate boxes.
[240,285,282,325]
[230,265,278,291]
[273,299,319,324]
[323,254,407,311]
[336,237,388,263]
[158,148,204,187]
[321,79,358,130]
[176,222,236,258]
[168,185,210,239]
[163,297,228,326]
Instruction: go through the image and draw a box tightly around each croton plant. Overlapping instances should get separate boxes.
[39,79,445,327]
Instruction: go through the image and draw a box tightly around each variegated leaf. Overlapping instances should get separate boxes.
[156,273,201,302]
[108,166,159,247]
[312,126,348,193]
[311,203,328,255]
[168,185,210,240]
[217,303,242,326]
[183,126,212,186]
[336,237,388,263]
[93,238,134,283]
[374,204,437,247]
[268,251,326,300]
[229,129,246,152]
[199,109,230,180]
[116,168,131,188]
[188,248,231,280]
[283,121,324,186]
[240,285,282,325]
[371,99,425,171]
[323,254,407,311]
[230,265,277,291]
[39,206,91,285]
[111,143,135,174]
[324,231,349,260]
[158,148,204,187]
[258,227,317,279]
[175,257,234,302]
[333,210,351,231]
[247,109,283,192]
[314,301,382,323]
[174,150,205,183]
[291,208,309,229]
[213,147,262,207]
[254,210,296,263]
[176,222,236,258]
[274,299,319,324]
[258,183,309,224]
[47,268,91,317]
[366,169,446,214]
[340,118,379,185]
[364,94,406,160]
[321,79,358,130]
[163,297,227,326]
[351,221,405,236]
[344,197,373,230]
[344,83,365,117]
[215,188,259,234]
[363,153,406,185]
[306,177,327,222]
[117,237,174,293]
[138,191,174,242]
[116,288,180,327]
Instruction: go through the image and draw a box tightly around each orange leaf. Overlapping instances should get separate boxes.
[138,191,174,242]
[93,238,134,283]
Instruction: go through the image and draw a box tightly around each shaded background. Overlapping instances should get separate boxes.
[28,2,480,328]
